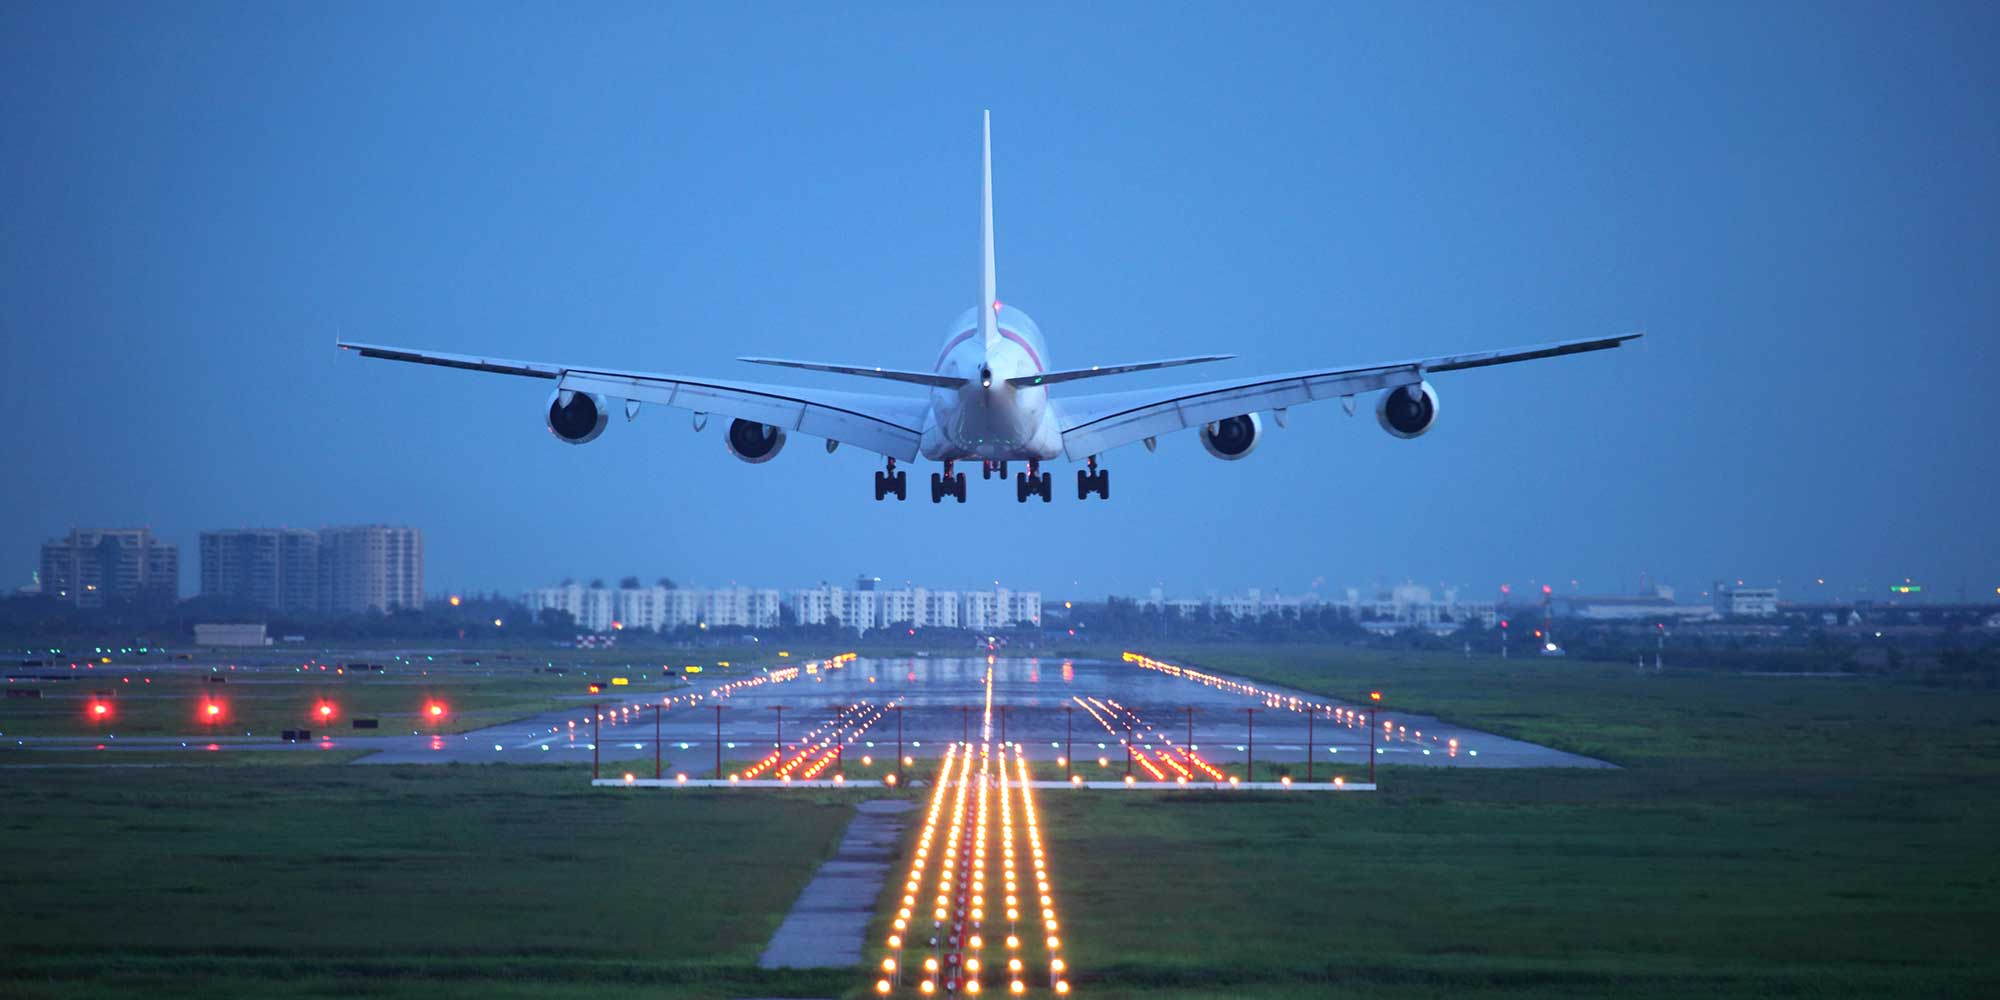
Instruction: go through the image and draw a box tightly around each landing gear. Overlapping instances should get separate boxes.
[1015,462,1053,503]
[1077,458,1110,500]
[873,459,907,501]
[929,462,967,504]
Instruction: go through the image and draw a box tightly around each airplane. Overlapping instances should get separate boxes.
[340,111,1639,504]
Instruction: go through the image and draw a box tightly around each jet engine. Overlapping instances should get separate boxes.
[1376,381,1439,439]
[725,419,787,463]
[545,389,608,444]
[1199,413,1262,461]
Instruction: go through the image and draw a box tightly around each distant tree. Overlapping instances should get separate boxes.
[657,577,677,589]
[589,579,605,589]
[619,576,641,590]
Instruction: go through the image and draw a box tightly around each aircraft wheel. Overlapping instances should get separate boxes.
[954,472,968,503]
[894,471,908,501]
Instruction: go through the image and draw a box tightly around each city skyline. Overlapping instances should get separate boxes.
[14,521,1980,609]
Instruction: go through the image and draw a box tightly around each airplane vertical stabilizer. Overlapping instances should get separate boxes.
[981,110,1000,354]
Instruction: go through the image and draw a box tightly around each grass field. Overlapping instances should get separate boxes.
[0,645,831,739]
[0,764,866,999]
[995,646,2000,998]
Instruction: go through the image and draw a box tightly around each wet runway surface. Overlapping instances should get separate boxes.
[356,654,1610,770]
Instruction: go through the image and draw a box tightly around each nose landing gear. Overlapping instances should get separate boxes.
[929,461,968,503]
[1015,461,1053,503]
[1077,457,1110,500]
[873,459,907,501]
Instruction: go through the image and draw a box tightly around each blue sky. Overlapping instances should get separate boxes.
[3,1,1995,603]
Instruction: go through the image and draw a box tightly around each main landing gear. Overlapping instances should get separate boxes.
[873,459,907,501]
[930,461,968,504]
[981,460,1009,480]
[1077,457,1110,500]
[1015,461,1053,503]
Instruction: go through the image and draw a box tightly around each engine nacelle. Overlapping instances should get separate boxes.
[546,389,609,444]
[1200,413,1262,461]
[725,418,787,463]
[1376,381,1439,439]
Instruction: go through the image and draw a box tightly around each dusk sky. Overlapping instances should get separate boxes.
[4,2,1995,603]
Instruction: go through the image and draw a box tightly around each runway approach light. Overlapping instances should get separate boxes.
[1369,691,1382,702]
[426,701,447,720]
[316,702,336,721]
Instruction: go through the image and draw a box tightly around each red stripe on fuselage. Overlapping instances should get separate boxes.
[934,328,1044,373]
[998,328,1044,373]
[934,330,978,372]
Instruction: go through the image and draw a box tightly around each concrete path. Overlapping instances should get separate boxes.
[757,798,914,969]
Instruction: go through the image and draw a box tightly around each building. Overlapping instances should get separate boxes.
[531,583,783,633]
[1714,583,1780,618]
[39,528,179,607]
[924,590,961,628]
[960,587,1041,631]
[193,623,271,647]
[317,526,423,615]
[525,582,613,632]
[199,529,319,613]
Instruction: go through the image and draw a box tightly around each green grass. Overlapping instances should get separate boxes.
[0,764,861,998]
[980,646,2000,998]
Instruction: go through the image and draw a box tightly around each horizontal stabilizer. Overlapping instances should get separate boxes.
[1007,355,1234,388]
[737,357,966,389]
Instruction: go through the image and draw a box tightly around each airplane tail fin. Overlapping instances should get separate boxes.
[980,110,1000,355]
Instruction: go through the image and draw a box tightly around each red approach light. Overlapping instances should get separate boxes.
[1542,584,1553,595]
[203,700,224,721]
[89,700,111,719]
[316,702,336,720]
[1500,620,1510,629]
[1369,691,1382,702]
[427,702,446,719]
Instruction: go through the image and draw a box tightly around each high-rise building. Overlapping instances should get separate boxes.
[39,528,179,607]
[317,525,423,614]
[199,529,319,613]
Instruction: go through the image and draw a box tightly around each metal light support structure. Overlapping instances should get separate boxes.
[1306,707,1315,782]
[891,703,905,784]
[1243,707,1258,782]
[1368,691,1382,786]
[654,702,662,780]
[771,705,786,756]
[1063,705,1074,779]
[711,704,725,779]
[592,703,601,780]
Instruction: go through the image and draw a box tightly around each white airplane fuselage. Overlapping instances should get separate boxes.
[920,304,1064,462]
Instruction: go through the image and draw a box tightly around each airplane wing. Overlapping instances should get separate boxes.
[338,341,931,460]
[1052,333,1640,460]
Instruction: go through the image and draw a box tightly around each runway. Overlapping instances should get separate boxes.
[354,653,1610,770]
